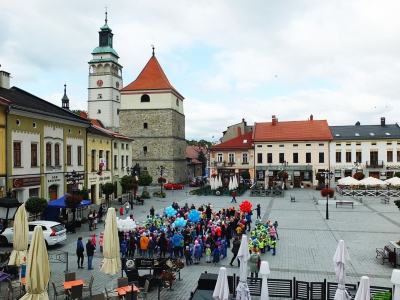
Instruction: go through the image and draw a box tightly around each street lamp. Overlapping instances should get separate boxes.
[322,169,334,220]
[66,170,84,233]
[354,161,360,175]
[158,165,165,194]
[0,189,22,233]
[281,160,288,190]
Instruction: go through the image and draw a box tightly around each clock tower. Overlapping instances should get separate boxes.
[88,13,122,132]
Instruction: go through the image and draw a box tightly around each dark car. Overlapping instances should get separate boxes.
[189,181,199,187]
[244,179,252,188]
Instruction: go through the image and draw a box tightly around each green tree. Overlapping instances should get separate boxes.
[101,183,115,201]
[25,197,48,219]
[120,175,134,193]
[240,170,250,180]
[197,150,207,176]
[74,188,90,200]
[71,109,87,117]
[395,172,400,178]
[138,173,153,186]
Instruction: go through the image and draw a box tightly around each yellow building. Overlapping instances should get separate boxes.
[0,92,10,198]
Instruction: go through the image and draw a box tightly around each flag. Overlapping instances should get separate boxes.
[162,170,167,178]
[212,135,214,138]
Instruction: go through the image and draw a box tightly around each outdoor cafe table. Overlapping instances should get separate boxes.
[116,285,140,296]
[63,279,86,290]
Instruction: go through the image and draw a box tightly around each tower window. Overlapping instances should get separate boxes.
[116,96,119,101]
[97,94,102,99]
[143,146,147,155]
[176,99,179,106]
[141,94,150,102]
[97,109,101,114]
[144,123,148,129]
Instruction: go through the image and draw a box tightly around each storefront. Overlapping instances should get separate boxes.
[88,171,112,204]
[46,174,64,200]
[255,166,313,188]
[11,176,42,202]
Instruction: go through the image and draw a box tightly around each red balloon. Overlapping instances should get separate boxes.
[239,200,252,213]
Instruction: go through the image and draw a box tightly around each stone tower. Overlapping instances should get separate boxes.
[87,13,123,132]
[119,49,186,183]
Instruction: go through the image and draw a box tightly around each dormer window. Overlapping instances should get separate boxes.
[141,94,150,102]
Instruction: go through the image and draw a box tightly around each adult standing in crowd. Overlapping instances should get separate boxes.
[76,237,84,269]
[249,247,260,282]
[229,236,241,267]
[87,209,94,231]
[150,206,155,217]
[86,238,96,270]
[157,232,168,258]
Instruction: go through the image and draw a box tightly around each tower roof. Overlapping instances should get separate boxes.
[122,56,183,99]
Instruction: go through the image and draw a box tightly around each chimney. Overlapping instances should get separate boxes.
[355,121,360,126]
[381,117,386,126]
[272,115,276,125]
[0,70,11,89]
[238,127,242,136]
[310,114,313,121]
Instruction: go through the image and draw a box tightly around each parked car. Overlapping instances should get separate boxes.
[0,221,67,247]
[163,182,185,190]
[189,181,199,187]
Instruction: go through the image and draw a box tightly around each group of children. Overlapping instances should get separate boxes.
[248,220,278,256]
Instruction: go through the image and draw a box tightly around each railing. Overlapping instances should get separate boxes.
[366,160,384,167]
[336,186,400,197]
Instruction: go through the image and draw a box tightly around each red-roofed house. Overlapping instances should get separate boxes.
[253,115,332,187]
[186,145,207,180]
[119,51,187,183]
[209,131,254,184]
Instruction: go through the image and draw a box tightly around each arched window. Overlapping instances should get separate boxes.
[143,146,147,155]
[46,143,52,166]
[144,123,148,129]
[55,144,60,166]
[141,94,150,102]
[176,98,179,106]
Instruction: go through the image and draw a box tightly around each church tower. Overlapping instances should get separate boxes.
[61,84,69,110]
[88,13,123,132]
[119,47,187,183]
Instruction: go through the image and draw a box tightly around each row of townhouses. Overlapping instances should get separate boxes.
[209,115,400,188]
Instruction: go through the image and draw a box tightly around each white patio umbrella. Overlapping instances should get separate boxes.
[333,240,351,300]
[234,175,239,189]
[20,226,50,300]
[218,175,223,188]
[100,207,121,275]
[8,203,28,266]
[236,235,251,300]
[359,177,385,186]
[229,177,233,190]
[354,276,370,300]
[210,177,215,190]
[213,267,229,300]
[265,170,270,188]
[385,177,400,185]
[338,176,359,185]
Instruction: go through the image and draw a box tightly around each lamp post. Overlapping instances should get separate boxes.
[66,170,84,234]
[322,169,333,220]
[281,160,288,190]
[259,261,270,300]
[0,189,22,233]
[354,161,360,176]
[158,165,165,194]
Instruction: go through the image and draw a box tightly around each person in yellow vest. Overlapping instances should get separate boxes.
[258,237,265,253]
[266,236,271,252]
[271,236,277,255]
[247,239,253,255]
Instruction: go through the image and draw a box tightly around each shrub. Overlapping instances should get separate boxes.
[141,190,151,199]
[25,197,48,216]
[321,188,335,198]
[158,177,167,184]
[138,174,153,186]
[353,173,365,180]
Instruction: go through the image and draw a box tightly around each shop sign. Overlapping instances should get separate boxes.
[13,176,41,188]
[47,175,61,183]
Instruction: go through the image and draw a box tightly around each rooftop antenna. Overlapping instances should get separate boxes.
[151,44,155,57]
[105,6,108,24]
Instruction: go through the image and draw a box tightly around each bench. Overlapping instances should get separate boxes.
[381,196,390,204]
[290,195,295,202]
[335,201,354,208]
[376,246,391,265]
[134,197,144,205]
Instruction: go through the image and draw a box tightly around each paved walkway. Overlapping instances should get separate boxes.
[1,186,399,299]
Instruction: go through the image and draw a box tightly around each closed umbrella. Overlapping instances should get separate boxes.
[219,175,223,188]
[229,177,233,190]
[333,240,351,300]
[8,203,28,266]
[354,276,370,300]
[213,267,229,300]
[265,170,270,188]
[234,175,239,189]
[236,235,251,300]
[100,207,121,275]
[210,177,215,190]
[20,226,50,300]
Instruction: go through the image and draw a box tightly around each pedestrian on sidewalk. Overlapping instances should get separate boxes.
[86,238,96,270]
[87,209,94,231]
[231,191,237,203]
[92,210,98,230]
[229,236,241,267]
[255,204,261,219]
[124,200,130,215]
[76,237,84,269]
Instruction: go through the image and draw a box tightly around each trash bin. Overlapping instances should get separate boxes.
[118,197,122,203]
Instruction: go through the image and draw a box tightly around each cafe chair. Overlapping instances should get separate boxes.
[64,272,76,282]
[124,291,138,300]
[117,277,129,287]
[104,284,119,299]
[52,281,67,300]
[90,293,105,300]
[67,283,83,300]
[83,275,94,298]
[6,278,24,299]
[137,280,149,300]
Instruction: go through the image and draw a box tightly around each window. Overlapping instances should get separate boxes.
[217,154,223,162]
[293,144,298,147]
[356,151,362,163]
[387,151,393,162]
[14,142,21,167]
[228,153,234,163]
[31,143,37,167]
[356,142,361,146]
[126,156,129,167]
[29,188,39,198]
[121,155,124,168]
[116,95,119,101]
[67,145,72,165]
[306,153,311,163]
[126,143,129,150]
[397,151,400,162]
[346,143,351,146]
[306,144,311,146]
[141,94,150,102]
[121,143,125,149]
[55,144,60,166]
[293,153,298,163]
[114,143,117,148]
[97,94,102,99]
[319,143,324,146]
[114,155,118,169]
[336,143,341,146]
[144,123,148,129]
[279,145,284,147]
[336,152,341,163]
[77,146,82,166]
[267,153,272,163]
[267,145,272,148]
[346,152,352,163]
[370,151,378,164]
[106,151,110,170]
[176,99,179,106]
[33,122,37,128]
[91,150,96,171]
[242,153,248,163]
[372,142,376,145]
[279,153,285,164]
[46,143,51,166]
[387,142,392,145]
[257,145,262,148]
[257,153,263,164]
[319,152,324,163]
[143,146,147,155]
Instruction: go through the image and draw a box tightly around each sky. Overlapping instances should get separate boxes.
[1,1,400,142]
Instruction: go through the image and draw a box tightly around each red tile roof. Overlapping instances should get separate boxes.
[186,145,207,160]
[210,131,253,150]
[253,120,332,141]
[90,119,134,140]
[122,56,183,99]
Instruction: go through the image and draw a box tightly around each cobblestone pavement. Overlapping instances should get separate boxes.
[1,186,399,299]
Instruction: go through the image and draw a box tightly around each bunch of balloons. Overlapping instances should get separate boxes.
[188,210,201,222]
[116,217,137,232]
[173,217,187,228]
[239,200,253,213]
[165,206,177,217]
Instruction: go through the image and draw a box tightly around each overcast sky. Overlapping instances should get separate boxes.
[1,1,400,141]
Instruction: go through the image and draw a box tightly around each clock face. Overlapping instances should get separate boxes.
[116,82,120,88]
[97,80,103,87]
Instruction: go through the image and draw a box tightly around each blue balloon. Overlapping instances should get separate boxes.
[188,210,201,222]
[173,217,187,228]
[165,206,177,217]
